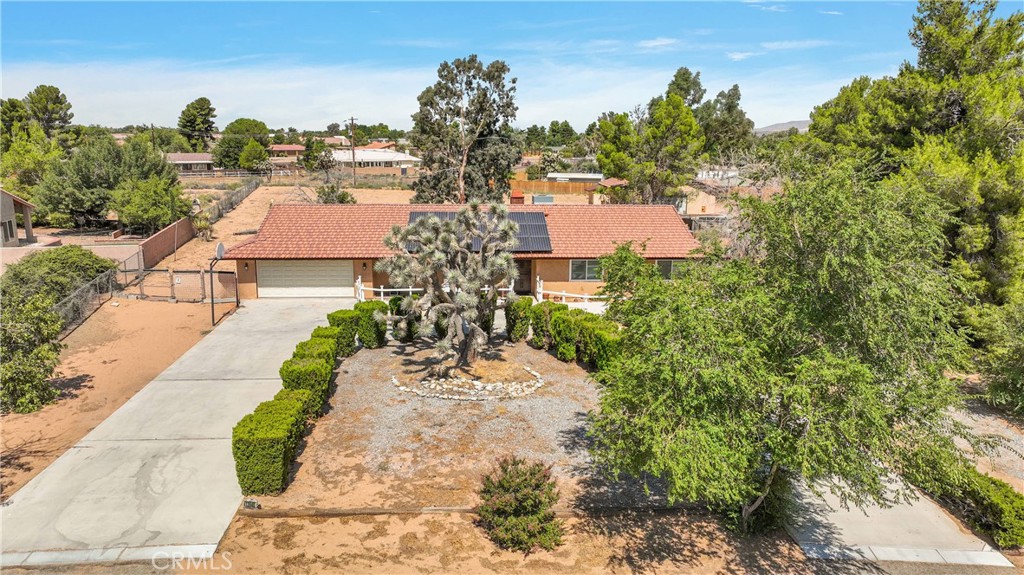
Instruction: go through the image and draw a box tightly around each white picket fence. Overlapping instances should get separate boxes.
[534,276,608,303]
[354,275,513,302]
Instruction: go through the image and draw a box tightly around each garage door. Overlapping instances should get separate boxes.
[257,260,354,298]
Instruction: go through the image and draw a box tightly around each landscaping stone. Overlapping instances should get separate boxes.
[390,366,545,401]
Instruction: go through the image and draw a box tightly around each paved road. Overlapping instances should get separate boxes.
[0,299,352,569]
[788,484,1015,569]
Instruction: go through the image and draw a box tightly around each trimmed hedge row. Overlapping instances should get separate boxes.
[275,388,319,419]
[280,356,333,403]
[232,398,306,494]
[505,297,533,343]
[549,309,623,370]
[354,300,389,349]
[529,301,568,350]
[293,337,338,365]
[964,470,1024,549]
[327,309,360,356]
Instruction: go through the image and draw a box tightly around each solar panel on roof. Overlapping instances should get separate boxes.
[406,210,551,253]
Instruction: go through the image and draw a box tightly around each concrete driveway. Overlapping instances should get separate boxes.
[0,298,352,568]
[788,485,1014,569]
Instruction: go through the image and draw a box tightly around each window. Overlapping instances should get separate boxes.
[657,260,684,279]
[570,259,601,281]
[1,220,11,243]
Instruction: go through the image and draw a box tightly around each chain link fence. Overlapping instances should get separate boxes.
[134,269,238,303]
[204,178,262,223]
[53,269,120,339]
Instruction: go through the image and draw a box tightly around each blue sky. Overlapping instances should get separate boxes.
[2,1,1019,131]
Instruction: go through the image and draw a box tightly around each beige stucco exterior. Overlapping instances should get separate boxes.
[1,191,35,248]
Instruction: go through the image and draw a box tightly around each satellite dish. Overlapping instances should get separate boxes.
[215,242,225,260]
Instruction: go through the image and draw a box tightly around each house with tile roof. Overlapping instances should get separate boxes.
[222,204,699,300]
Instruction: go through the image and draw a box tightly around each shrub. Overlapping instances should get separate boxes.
[480,307,496,337]
[550,310,585,362]
[434,309,450,339]
[578,317,623,370]
[964,470,1024,549]
[293,337,338,365]
[986,302,1024,414]
[354,300,389,348]
[505,297,533,342]
[388,295,405,316]
[327,309,360,356]
[311,325,341,345]
[528,301,568,350]
[232,398,306,494]
[280,357,332,402]
[0,245,118,304]
[478,456,564,553]
[274,388,320,419]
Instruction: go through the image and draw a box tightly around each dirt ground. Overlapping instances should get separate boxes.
[154,185,413,271]
[0,298,230,500]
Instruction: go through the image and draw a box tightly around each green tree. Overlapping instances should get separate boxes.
[523,124,547,152]
[1,98,30,152]
[0,121,62,198]
[985,302,1024,413]
[592,163,974,530]
[238,138,269,170]
[410,55,521,203]
[177,97,217,152]
[213,118,269,169]
[695,85,755,160]
[128,127,191,153]
[666,66,707,108]
[111,177,189,235]
[24,85,73,138]
[0,292,62,413]
[597,94,704,203]
[376,203,519,366]
[326,122,341,136]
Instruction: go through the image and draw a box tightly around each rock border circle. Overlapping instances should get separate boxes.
[391,366,545,401]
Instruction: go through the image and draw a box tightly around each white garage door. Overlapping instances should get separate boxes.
[257,260,354,298]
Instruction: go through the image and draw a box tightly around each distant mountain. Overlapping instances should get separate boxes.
[754,120,811,135]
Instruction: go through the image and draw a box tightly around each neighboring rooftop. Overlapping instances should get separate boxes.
[164,152,214,164]
[223,204,699,261]
[269,144,305,152]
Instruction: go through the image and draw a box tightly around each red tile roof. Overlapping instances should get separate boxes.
[269,144,305,152]
[356,141,396,150]
[222,204,700,260]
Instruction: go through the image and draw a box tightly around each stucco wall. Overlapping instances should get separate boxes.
[236,259,258,299]
[533,259,605,298]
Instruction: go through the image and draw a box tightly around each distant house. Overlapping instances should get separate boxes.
[356,141,396,150]
[268,144,303,164]
[165,152,214,173]
[545,172,604,184]
[318,136,350,148]
[1,190,36,247]
[223,204,699,299]
[111,133,131,146]
[332,148,422,176]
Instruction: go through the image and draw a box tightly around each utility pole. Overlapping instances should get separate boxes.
[348,116,357,187]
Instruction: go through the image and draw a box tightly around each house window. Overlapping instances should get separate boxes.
[570,259,601,281]
[657,260,684,279]
[1,220,12,243]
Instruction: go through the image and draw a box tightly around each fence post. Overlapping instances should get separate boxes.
[234,272,240,306]
[168,270,176,301]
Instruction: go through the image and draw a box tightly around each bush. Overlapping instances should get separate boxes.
[550,310,586,362]
[327,309,360,356]
[528,301,568,350]
[280,357,332,402]
[274,388,320,419]
[389,295,405,316]
[293,337,338,364]
[986,302,1024,414]
[578,317,623,371]
[311,325,341,344]
[505,297,533,342]
[354,300,389,348]
[0,245,118,304]
[434,309,450,339]
[478,456,564,553]
[480,307,496,337]
[964,470,1024,549]
[232,398,306,494]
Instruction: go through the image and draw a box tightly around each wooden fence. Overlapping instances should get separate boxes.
[509,180,593,195]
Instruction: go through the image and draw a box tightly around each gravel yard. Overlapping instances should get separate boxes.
[257,339,668,512]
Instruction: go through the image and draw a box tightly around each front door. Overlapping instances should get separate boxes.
[514,259,532,294]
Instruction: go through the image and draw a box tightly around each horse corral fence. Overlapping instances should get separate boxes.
[203,177,262,224]
[132,268,239,304]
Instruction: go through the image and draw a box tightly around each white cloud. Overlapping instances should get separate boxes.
[761,39,834,50]
[820,10,844,16]
[637,37,679,49]
[0,58,886,132]
[726,51,764,61]
[752,4,789,13]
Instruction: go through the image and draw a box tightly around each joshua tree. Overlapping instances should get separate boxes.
[377,202,518,367]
